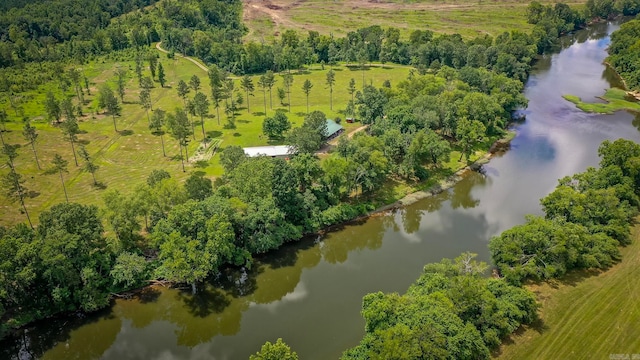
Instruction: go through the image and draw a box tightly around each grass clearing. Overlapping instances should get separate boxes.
[563,87,640,114]
[243,0,586,42]
[495,221,640,359]
[0,45,411,226]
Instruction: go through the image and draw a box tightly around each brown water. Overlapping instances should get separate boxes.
[3,21,640,360]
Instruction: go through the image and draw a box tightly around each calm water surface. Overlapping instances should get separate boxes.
[3,21,640,360]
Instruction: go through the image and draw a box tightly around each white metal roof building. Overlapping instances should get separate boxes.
[243,145,292,158]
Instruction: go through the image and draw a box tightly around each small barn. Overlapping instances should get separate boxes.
[325,119,344,140]
[243,145,292,159]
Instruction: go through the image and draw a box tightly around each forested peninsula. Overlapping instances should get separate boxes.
[1,0,640,355]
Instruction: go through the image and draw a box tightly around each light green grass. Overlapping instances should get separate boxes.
[243,0,586,41]
[0,45,411,226]
[495,223,640,359]
[563,87,640,114]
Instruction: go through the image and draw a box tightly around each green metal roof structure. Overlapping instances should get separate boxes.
[325,119,344,138]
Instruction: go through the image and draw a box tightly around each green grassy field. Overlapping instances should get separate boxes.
[243,0,586,42]
[0,44,412,226]
[495,223,640,359]
[564,87,640,114]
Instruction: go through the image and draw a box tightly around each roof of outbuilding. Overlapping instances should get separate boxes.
[325,119,344,138]
[243,145,292,157]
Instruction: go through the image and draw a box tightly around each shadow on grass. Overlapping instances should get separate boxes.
[237,119,251,124]
[295,112,306,117]
[92,181,107,190]
[118,129,134,136]
[267,138,285,145]
[540,268,605,289]
[207,130,222,138]
[26,190,40,199]
[253,111,266,117]
[233,132,241,137]
[193,160,209,168]
[491,317,548,358]
[346,65,372,71]
[78,139,90,145]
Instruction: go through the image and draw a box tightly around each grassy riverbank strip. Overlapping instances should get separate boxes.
[495,221,640,359]
[564,88,640,114]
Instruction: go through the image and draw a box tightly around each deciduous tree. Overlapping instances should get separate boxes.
[250,338,298,360]
[262,110,291,139]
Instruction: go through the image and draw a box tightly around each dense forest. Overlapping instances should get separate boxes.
[608,18,640,90]
[0,0,638,347]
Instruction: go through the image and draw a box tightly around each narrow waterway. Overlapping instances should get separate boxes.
[3,21,639,360]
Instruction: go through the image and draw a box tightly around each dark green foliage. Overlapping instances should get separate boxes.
[147,169,171,187]
[110,252,148,289]
[355,85,387,124]
[250,338,299,360]
[219,145,247,173]
[262,110,291,139]
[342,253,538,359]
[490,216,620,284]
[490,138,640,284]
[152,197,248,291]
[184,173,213,201]
[287,110,328,154]
[608,20,640,90]
[36,203,113,312]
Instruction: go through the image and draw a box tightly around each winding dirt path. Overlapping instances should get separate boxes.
[155,42,209,73]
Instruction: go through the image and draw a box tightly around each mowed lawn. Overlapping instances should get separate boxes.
[243,0,587,42]
[496,223,640,359]
[0,44,411,226]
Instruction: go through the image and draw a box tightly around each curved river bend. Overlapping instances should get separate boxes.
[2,21,639,360]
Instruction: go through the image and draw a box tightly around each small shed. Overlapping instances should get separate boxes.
[325,119,344,140]
[243,145,292,159]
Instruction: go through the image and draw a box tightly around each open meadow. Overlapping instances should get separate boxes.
[243,0,586,42]
[0,46,411,226]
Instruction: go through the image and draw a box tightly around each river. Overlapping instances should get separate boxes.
[2,21,639,360]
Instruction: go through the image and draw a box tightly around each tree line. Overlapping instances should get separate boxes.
[1,0,633,89]
[608,18,640,91]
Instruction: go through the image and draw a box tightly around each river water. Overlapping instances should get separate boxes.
[3,21,640,360]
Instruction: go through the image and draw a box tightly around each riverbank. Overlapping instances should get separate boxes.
[495,220,640,359]
[370,130,516,213]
